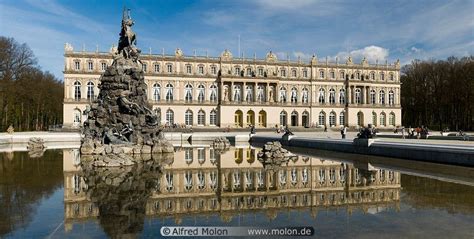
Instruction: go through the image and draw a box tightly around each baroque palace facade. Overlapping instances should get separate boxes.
[63,44,402,129]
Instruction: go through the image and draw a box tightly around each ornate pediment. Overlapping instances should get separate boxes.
[221,49,233,61]
[266,51,277,62]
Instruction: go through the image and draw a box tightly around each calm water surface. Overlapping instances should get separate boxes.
[0,147,473,238]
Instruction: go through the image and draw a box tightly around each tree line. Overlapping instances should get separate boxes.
[401,56,474,131]
[0,36,63,131]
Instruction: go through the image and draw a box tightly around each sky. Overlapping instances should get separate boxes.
[0,0,473,80]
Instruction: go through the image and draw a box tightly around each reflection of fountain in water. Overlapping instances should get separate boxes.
[79,154,173,238]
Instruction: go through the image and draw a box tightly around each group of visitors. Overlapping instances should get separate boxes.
[399,125,430,139]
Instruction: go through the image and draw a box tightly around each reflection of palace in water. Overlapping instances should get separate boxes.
[63,147,400,231]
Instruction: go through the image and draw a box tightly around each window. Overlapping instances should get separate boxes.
[166,109,174,125]
[198,65,204,75]
[74,81,81,100]
[257,85,265,102]
[153,83,161,101]
[210,85,217,102]
[319,70,325,79]
[88,61,93,71]
[280,111,287,126]
[302,88,309,104]
[340,71,345,79]
[290,87,298,103]
[101,62,107,71]
[234,67,241,76]
[372,112,377,126]
[381,72,385,81]
[329,112,336,126]
[233,85,242,102]
[279,87,287,103]
[186,65,192,74]
[185,110,193,126]
[355,88,362,104]
[292,69,297,77]
[339,111,345,126]
[210,110,217,126]
[389,90,395,105]
[318,111,326,126]
[154,64,160,73]
[370,90,376,104]
[73,109,81,125]
[211,66,217,75]
[142,63,147,72]
[281,69,286,77]
[389,112,395,126]
[166,83,173,101]
[197,84,205,102]
[389,73,394,81]
[339,89,345,104]
[197,110,205,126]
[318,88,325,104]
[357,112,364,126]
[303,70,308,78]
[246,85,253,102]
[185,84,193,102]
[87,82,95,100]
[356,72,360,79]
[329,88,335,104]
[379,90,386,105]
[370,72,375,80]
[167,64,173,73]
[330,71,335,79]
[380,112,386,126]
[74,61,80,70]
[258,68,264,76]
[246,68,252,76]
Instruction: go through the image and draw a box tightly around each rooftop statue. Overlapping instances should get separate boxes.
[117,7,141,61]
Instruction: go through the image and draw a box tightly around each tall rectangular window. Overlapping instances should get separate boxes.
[211,66,217,75]
[101,62,107,71]
[88,61,93,71]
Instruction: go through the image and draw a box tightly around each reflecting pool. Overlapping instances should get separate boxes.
[0,146,473,238]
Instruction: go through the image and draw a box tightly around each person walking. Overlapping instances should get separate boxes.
[341,126,347,139]
[401,127,406,139]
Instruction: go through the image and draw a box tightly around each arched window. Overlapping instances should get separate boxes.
[246,85,253,102]
[302,88,309,104]
[318,88,325,104]
[339,89,345,104]
[339,111,345,126]
[153,83,161,101]
[290,87,298,103]
[280,111,287,126]
[355,88,362,104]
[302,111,309,127]
[370,90,376,104]
[87,82,95,100]
[291,111,298,126]
[246,68,252,76]
[258,110,267,127]
[73,108,81,126]
[185,110,193,126]
[380,112,386,126]
[379,90,386,105]
[197,84,205,102]
[166,109,174,125]
[209,85,217,102]
[389,112,396,126]
[185,84,193,102]
[279,87,287,103]
[257,85,265,102]
[291,69,297,78]
[246,110,255,126]
[329,111,336,126]
[166,83,174,101]
[329,88,335,104]
[210,109,217,125]
[372,112,377,126]
[74,81,81,101]
[389,90,395,105]
[318,111,326,126]
[197,110,205,126]
[233,85,242,102]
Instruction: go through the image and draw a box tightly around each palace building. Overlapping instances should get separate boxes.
[63,44,401,129]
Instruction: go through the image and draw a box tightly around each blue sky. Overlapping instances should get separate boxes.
[1,0,473,79]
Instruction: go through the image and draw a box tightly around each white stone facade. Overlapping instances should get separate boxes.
[63,45,401,129]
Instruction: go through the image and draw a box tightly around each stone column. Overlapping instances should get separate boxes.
[243,82,247,103]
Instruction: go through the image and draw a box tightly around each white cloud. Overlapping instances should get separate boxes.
[335,46,389,63]
[293,51,313,60]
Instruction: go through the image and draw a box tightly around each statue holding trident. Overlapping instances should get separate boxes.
[117,7,141,61]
